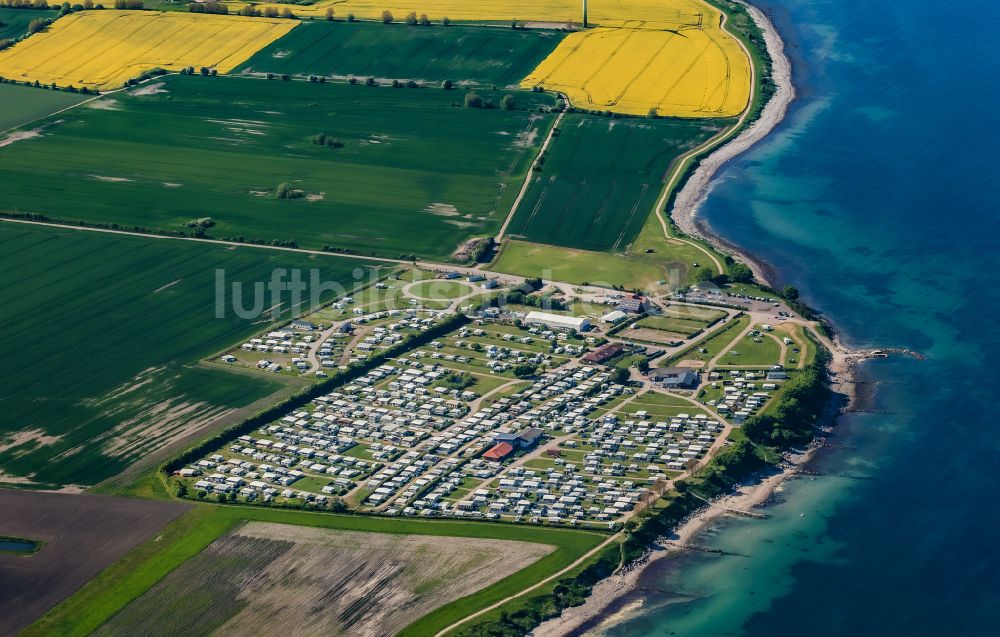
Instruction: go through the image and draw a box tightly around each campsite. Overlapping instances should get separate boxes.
[0,2,820,636]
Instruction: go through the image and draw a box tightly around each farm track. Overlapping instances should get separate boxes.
[496,109,566,239]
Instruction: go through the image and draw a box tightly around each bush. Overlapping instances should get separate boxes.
[742,364,830,446]
[500,94,516,110]
[513,363,539,379]
[404,10,417,25]
[275,182,302,200]
[729,262,754,283]
[188,1,227,14]
[464,92,485,108]
[381,9,393,23]
[27,17,47,34]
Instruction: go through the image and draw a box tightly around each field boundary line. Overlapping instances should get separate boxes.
[0,217,529,288]
[495,108,566,241]
[433,532,623,637]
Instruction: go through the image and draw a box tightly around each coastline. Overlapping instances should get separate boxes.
[530,344,860,637]
[531,3,808,635]
[671,0,796,289]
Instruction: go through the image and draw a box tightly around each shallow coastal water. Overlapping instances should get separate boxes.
[588,0,1000,635]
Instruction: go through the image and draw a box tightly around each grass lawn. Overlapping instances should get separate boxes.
[666,314,751,366]
[24,504,606,637]
[0,74,555,261]
[439,369,512,395]
[491,239,668,291]
[0,82,86,132]
[238,19,565,87]
[717,329,783,367]
[661,305,727,323]
[408,280,473,300]
[630,391,700,409]
[505,113,728,252]
[0,224,380,486]
[492,208,730,292]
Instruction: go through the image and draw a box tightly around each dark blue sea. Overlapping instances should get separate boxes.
[593,0,1000,634]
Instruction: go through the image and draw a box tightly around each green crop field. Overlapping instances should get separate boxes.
[504,114,729,252]
[0,224,381,486]
[0,75,555,260]
[0,82,86,132]
[238,20,564,87]
[0,8,56,40]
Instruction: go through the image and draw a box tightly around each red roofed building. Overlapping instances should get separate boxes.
[483,442,514,462]
[582,343,624,365]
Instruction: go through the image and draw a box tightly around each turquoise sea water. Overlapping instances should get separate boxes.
[590,0,1000,635]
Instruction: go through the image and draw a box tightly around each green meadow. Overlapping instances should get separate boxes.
[0,224,381,486]
[0,82,86,132]
[238,20,564,87]
[505,113,728,252]
[0,75,555,260]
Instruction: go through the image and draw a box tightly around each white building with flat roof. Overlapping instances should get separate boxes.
[601,310,628,324]
[525,311,591,332]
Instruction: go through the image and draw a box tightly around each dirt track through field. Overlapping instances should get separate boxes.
[0,490,189,636]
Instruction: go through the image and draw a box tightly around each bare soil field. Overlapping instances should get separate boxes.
[96,521,555,637]
[626,327,689,344]
[0,490,189,636]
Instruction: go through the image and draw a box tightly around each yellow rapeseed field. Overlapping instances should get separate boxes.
[522,24,749,117]
[0,10,297,91]
[245,0,751,118]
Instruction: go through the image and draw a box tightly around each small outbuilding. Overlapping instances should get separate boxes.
[651,367,700,390]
